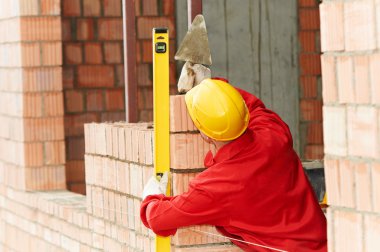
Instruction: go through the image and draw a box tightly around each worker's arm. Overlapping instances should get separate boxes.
[140,183,229,237]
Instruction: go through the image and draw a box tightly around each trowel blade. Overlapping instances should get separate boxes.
[175,14,212,66]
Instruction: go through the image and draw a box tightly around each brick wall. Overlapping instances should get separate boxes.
[0,0,66,191]
[0,95,240,251]
[62,0,177,194]
[320,0,380,251]
[298,0,324,160]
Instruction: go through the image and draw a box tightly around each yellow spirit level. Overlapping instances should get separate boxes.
[153,27,171,251]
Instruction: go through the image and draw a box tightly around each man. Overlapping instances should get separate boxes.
[140,78,327,251]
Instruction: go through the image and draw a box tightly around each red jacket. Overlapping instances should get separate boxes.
[140,88,327,251]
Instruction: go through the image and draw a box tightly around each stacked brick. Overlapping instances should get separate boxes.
[62,0,126,194]
[298,0,324,160]
[320,0,380,251]
[0,0,66,191]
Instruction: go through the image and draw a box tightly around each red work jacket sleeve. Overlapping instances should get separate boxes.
[140,184,229,237]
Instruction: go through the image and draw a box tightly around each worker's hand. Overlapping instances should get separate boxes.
[177,61,211,93]
[142,171,169,200]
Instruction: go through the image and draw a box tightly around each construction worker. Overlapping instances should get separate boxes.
[140,78,327,251]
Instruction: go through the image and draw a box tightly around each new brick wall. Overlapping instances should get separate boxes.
[0,0,66,191]
[0,95,240,251]
[320,0,380,251]
[62,0,177,194]
[298,0,324,160]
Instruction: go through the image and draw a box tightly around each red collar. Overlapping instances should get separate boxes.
[204,129,253,167]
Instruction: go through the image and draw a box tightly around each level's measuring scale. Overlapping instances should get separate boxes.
[153,27,171,251]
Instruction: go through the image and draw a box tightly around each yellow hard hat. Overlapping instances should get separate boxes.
[184,78,250,141]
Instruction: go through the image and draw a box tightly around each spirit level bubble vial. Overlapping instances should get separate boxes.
[153,27,171,252]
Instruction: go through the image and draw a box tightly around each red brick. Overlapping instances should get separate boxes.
[63,67,74,88]
[83,0,101,16]
[299,53,321,75]
[24,142,44,167]
[65,113,98,137]
[299,9,320,30]
[142,0,158,15]
[137,17,175,39]
[62,19,72,41]
[40,0,60,15]
[105,89,125,111]
[64,43,82,65]
[139,110,153,122]
[69,183,86,194]
[77,19,95,40]
[86,90,104,111]
[115,64,125,86]
[138,88,153,110]
[104,42,122,63]
[354,55,370,104]
[67,137,85,160]
[21,43,41,67]
[300,76,317,98]
[63,0,81,16]
[162,0,174,15]
[337,56,354,104]
[370,54,380,105]
[78,65,115,87]
[66,160,85,182]
[137,64,152,86]
[306,122,323,144]
[142,40,152,63]
[344,0,376,51]
[300,99,322,121]
[320,2,345,52]
[65,90,84,113]
[103,0,122,16]
[84,43,103,64]
[298,0,318,7]
[43,91,64,117]
[304,145,323,160]
[299,31,316,52]
[98,19,123,40]
[135,0,141,16]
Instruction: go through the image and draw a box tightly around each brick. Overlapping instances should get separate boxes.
[304,145,323,160]
[334,210,363,252]
[67,137,85,160]
[354,162,372,212]
[98,19,123,40]
[162,0,174,15]
[42,42,62,66]
[20,17,62,41]
[62,0,81,16]
[137,64,152,86]
[344,0,376,51]
[369,54,380,105]
[86,90,104,111]
[364,214,380,251]
[44,141,65,165]
[65,90,84,113]
[138,88,153,110]
[63,67,74,88]
[65,113,98,137]
[347,106,378,159]
[299,9,320,30]
[84,43,103,64]
[104,42,122,63]
[21,42,41,67]
[300,99,322,121]
[103,0,122,16]
[323,106,347,156]
[321,55,338,103]
[105,89,125,111]
[41,0,60,15]
[137,17,175,39]
[377,0,380,49]
[354,55,370,104]
[129,164,143,198]
[339,159,356,208]
[24,142,44,167]
[373,163,380,212]
[300,76,317,98]
[118,127,126,160]
[299,53,321,75]
[142,0,158,15]
[320,2,344,52]
[306,122,323,144]
[299,31,316,52]
[337,56,354,104]
[77,19,95,40]
[19,0,40,16]
[324,158,340,206]
[66,160,85,182]
[142,40,152,63]
[83,0,101,16]
[112,126,119,158]
[78,65,115,87]
[115,64,125,86]
[44,92,64,117]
